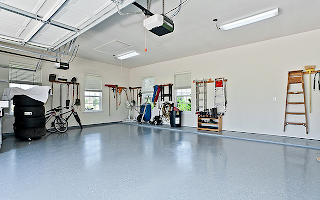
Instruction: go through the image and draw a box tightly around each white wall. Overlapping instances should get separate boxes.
[0,53,130,133]
[130,29,320,140]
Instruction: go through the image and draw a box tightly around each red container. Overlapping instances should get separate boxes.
[216,80,223,87]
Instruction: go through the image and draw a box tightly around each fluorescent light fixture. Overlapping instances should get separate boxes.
[219,8,279,30]
[117,51,140,60]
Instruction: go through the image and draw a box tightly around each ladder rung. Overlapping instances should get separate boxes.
[287,102,305,104]
[286,112,306,115]
[285,122,306,126]
[288,92,303,94]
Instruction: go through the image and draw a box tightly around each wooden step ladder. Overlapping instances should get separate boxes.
[284,70,308,134]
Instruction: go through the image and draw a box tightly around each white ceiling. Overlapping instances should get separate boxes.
[0,0,320,68]
[75,0,320,68]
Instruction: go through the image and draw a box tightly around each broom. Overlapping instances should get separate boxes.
[305,65,316,113]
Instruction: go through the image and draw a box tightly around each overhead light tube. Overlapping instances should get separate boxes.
[219,8,279,30]
[117,51,140,60]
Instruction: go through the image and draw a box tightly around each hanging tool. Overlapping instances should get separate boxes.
[304,65,316,113]
[51,82,53,109]
[66,84,70,109]
[138,89,142,106]
[118,88,123,106]
[109,87,111,116]
[116,85,118,110]
[75,84,80,106]
[105,84,119,113]
[72,83,75,105]
[313,72,320,91]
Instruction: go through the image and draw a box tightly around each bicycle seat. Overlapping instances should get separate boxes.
[47,106,62,112]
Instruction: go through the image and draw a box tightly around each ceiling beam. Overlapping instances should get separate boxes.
[0,2,79,42]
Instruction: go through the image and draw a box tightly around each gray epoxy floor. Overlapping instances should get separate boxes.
[1,124,320,200]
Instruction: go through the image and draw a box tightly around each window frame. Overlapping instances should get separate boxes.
[142,77,154,103]
[174,72,191,113]
[84,74,102,112]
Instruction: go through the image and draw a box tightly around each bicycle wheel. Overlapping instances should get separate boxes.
[45,115,56,133]
[73,112,83,129]
[54,117,68,133]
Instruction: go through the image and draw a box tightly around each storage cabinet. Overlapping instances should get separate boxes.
[197,115,222,132]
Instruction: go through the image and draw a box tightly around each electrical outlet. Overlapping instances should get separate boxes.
[273,97,277,101]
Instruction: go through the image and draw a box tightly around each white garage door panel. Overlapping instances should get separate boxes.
[40,24,71,38]
[31,33,61,46]
[0,10,30,26]
[52,7,91,28]
[0,21,22,37]
[68,0,113,15]
[3,0,46,13]
[31,24,71,45]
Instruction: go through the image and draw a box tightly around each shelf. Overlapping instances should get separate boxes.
[198,122,218,125]
[197,115,222,132]
[50,80,79,85]
[197,127,220,132]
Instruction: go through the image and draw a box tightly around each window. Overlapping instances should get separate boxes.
[9,62,42,114]
[174,72,191,112]
[142,77,154,103]
[84,74,102,111]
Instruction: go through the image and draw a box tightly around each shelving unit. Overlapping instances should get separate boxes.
[197,115,222,132]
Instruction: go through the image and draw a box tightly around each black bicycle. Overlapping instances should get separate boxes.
[45,105,83,133]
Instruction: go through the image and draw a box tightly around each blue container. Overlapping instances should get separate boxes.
[140,104,151,122]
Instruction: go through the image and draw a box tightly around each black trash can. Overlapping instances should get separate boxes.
[170,111,182,127]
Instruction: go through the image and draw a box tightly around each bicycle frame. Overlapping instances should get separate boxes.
[59,107,75,122]
[45,110,57,123]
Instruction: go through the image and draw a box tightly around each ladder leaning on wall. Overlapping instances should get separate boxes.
[283,70,308,134]
[214,78,227,114]
[194,79,208,112]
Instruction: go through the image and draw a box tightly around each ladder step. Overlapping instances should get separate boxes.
[287,102,305,104]
[288,92,303,94]
[286,112,306,115]
[285,122,306,126]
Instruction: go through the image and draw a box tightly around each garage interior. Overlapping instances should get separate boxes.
[1,0,320,199]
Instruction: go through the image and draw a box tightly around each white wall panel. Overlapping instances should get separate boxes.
[130,28,320,140]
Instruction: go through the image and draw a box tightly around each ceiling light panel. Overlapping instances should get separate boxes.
[117,51,140,60]
[219,8,279,30]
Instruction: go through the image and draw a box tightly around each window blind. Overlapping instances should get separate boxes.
[9,62,42,85]
[85,74,102,91]
[174,72,191,89]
